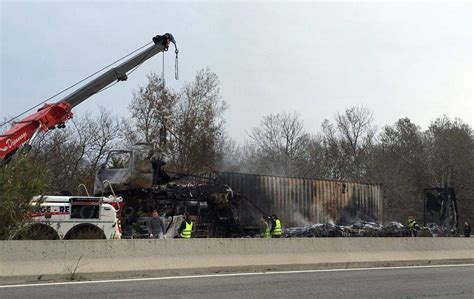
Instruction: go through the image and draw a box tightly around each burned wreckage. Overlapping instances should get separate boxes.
[24,142,462,239]
[282,188,461,238]
[28,142,461,239]
[94,143,241,238]
[423,187,459,236]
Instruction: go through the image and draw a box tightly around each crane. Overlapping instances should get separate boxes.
[0,33,177,164]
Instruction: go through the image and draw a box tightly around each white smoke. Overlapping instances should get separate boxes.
[292,211,311,226]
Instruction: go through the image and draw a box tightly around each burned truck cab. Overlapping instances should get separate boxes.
[94,143,160,195]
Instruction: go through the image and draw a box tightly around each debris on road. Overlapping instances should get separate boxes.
[282,221,457,238]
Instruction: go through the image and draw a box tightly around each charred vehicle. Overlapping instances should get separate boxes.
[94,143,241,238]
[424,187,459,236]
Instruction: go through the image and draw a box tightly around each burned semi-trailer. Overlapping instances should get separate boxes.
[188,171,384,236]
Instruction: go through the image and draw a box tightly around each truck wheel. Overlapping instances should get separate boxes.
[64,224,106,240]
[14,223,60,240]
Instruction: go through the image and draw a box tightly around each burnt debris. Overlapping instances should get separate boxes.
[282,221,459,238]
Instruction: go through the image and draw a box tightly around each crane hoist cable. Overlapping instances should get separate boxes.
[161,45,179,87]
[175,48,179,80]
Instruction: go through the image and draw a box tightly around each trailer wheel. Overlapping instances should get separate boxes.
[14,223,60,240]
[64,224,106,240]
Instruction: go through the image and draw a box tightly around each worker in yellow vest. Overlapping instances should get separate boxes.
[178,213,193,239]
[407,216,421,237]
[270,214,282,238]
[260,216,271,238]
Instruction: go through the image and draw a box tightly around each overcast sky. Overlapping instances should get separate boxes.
[1,1,472,142]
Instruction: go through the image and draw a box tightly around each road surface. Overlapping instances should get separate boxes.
[1,265,472,298]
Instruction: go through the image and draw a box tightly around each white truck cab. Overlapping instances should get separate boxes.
[22,195,123,240]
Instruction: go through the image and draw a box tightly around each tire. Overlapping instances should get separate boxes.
[14,223,60,240]
[64,224,106,240]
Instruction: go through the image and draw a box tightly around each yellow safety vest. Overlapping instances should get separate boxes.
[264,222,271,239]
[408,219,419,230]
[180,221,193,239]
[272,219,282,236]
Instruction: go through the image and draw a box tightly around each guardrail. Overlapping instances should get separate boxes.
[1,238,473,283]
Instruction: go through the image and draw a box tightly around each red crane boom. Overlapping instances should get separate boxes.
[0,33,177,163]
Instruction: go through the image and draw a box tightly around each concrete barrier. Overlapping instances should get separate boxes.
[1,238,473,283]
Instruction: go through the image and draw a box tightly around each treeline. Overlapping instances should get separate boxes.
[1,69,473,232]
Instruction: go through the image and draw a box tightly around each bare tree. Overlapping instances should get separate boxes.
[30,108,120,193]
[169,68,226,173]
[248,112,310,176]
[319,106,376,180]
[336,106,376,179]
[125,73,177,146]
[299,135,326,178]
[370,118,426,221]
[320,119,345,179]
[125,68,226,174]
[78,108,121,187]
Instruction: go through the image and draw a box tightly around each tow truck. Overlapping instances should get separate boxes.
[22,194,124,240]
[2,34,182,239]
[2,33,241,239]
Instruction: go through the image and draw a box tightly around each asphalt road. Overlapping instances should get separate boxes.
[1,265,473,298]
